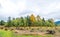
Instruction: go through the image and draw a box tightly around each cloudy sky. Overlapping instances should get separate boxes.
[0,0,60,21]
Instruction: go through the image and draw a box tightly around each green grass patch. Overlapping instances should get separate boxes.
[0,30,14,37]
[14,35,54,37]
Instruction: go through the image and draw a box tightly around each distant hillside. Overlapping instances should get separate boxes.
[55,21,60,25]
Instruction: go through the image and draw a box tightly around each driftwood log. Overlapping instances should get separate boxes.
[46,30,55,34]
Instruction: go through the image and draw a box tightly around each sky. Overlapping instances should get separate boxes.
[0,0,60,21]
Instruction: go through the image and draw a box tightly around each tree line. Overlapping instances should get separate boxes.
[0,14,55,27]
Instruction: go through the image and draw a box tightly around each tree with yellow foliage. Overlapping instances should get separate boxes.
[30,14,36,26]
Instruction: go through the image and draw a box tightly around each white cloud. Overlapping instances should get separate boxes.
[0,0,26,17]
[0,0,60,21]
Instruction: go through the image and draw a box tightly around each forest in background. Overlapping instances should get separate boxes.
[0,14,55,27]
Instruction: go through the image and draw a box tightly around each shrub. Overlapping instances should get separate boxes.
[10,29,14,31]
[20,28,24,30]
[30,28,34,32]
[0,27,3,29]
[5,28,8,31]
[37,28,40,30]
[15,31,18,33]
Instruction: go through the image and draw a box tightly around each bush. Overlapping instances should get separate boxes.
[20,28,24,30]
[25,28,29,30]
[0,27,3,29]
[37,28,40,30]
[10,29,14,31]
[15,31,18,33]
[5,28,8,31]
[16,27,20,30]
[30,28,34,32]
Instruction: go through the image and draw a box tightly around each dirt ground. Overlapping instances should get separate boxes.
[11,27,60,37]
[1,27,60,37]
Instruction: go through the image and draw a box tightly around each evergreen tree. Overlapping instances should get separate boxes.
[20,17,24,27]
[0,20,5,26]
[36,15,42,26]
[42,18,46,26]
[26,16,32,27]
[6,17,12,27]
